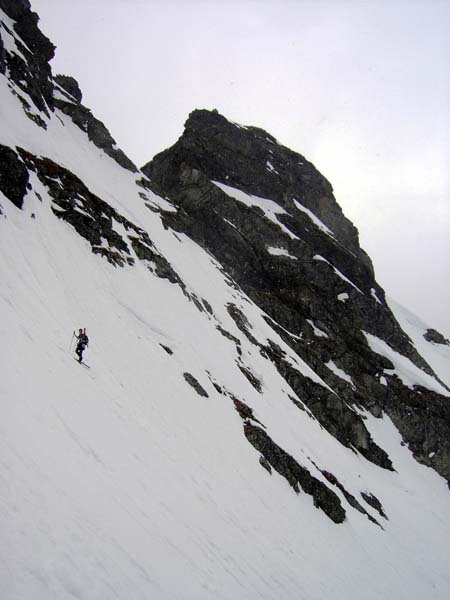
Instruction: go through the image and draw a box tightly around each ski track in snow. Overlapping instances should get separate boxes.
[1,47,450,600]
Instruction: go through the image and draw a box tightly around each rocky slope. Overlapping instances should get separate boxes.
[144,109,450,480]
[0,0,135,171]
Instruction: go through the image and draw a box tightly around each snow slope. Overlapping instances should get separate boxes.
[1,19,450,599]
[3,170,450,600]
[388,297,450,388]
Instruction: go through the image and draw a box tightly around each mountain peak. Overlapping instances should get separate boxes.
[142,106,450,484]
[144,107,365,257]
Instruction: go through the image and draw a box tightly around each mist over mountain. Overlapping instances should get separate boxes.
[1,2,449,598]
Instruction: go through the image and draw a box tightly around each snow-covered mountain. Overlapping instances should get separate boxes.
[1,2,449,598]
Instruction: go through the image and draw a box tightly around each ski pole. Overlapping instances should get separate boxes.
[69,331,75,351]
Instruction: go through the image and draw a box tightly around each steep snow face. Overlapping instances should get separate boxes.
[2,157,450,600]
[388,297,450,388]
[1,8,450,600]
[363,331,449,397]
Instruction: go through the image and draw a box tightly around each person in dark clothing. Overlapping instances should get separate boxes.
[75,328,89,363]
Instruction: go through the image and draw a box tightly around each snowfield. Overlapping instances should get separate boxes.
[2,182,450,599]
[388,297,450,389]
[1,19,450,598]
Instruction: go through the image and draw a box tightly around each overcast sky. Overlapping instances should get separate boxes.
[31,0,450,336]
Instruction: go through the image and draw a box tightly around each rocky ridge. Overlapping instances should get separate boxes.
[0,0,135,170]
[144,109,450,481]
[53,73,137,172]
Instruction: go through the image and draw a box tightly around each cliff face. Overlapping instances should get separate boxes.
[0,0,135,171]
[144,109,450,480]
[0,0,54,119]
[145,109,364,256]
[52,73,137,172]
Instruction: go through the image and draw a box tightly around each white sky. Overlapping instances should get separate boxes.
[30,0,450,336]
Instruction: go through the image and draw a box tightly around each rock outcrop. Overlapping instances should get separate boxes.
[54,73,82,103]
[143,109,450,481]
[53,73,137,172]
[0,0,54,120]
[0,144,29,208]
[244,422,346,524]
[17,148,180,286]
[0,0,136,170]
[424,328,449,346]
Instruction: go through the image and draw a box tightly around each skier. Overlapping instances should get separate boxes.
[74,328,89,363]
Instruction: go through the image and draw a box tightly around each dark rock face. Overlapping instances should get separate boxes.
[0,6,136,170]
[263,340,393,471]
[0,27,5,74]
[233,398,264,426]
[237,363,263,393]
[361,491,387,520]
[143,109,450,482]
[53,82,137,172]
[227,303,259,346]
[143,109,362,255]
[17,148,182,288]
[244,422,346,524]
[321,470,382,526]
[54,74,82,102]
[234,398,355,524]
[183,372,209,398]
[0,0,55,114]
[1,0,33,24]
[384,381,450,480]
[144,111,428,368]
[160,344,173,355]
[259,455,272,474]
[424,328,449,346]
[0,144,29,209]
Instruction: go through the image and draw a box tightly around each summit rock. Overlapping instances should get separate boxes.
[143,109,450,480]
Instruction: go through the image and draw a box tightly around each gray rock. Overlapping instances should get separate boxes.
[54,74,82,102]
[0,4,136,170]
[53,97,137,172]
[183,372,209,398]
[17,148,182,289]
[360,491,387,519]
[0,145,29,209]
[259,455,272,474]
[424,328,449,346]
[233,397,264,426]
[0,29,5,74]
[142,108,450,482]
[244,422,346,524]
[0,0,55,113]
[321,470,382,526]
